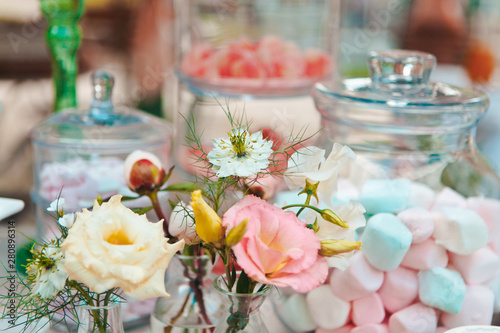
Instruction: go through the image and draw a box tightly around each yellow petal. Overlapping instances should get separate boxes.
[226,219,248,247]
[190,190,223,245]
[321,209,349,228]
[319,240,361,256]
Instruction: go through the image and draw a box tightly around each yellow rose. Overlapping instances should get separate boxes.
[61,195,184,299]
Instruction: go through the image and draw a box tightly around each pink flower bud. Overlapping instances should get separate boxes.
[123,151,165,193]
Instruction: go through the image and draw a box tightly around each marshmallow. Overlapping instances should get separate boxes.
[280,293,316,332]
[359,179,411,214]
[397,207,434,244]
[418,267,466,314]
[388,303,437,333]
[316,325,355,333]
[352,323,389,333]
[467,197,500,253]
[432,207,488,255]
[330,252,384,301]
[307,285,351,330]
[407,182,436,210]
[435,328,448,333]
[441,285,494,328]
[361,213,413,271]
[352,293,385,326]
[432,187,467,210]
[378,266,419,313]
[450,247,500,285]
[400,238,448,271]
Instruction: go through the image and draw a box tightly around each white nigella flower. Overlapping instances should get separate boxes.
[207,129,273,178]
[47,198,65,215]
[58,213,75,229]
[26,245,68,300]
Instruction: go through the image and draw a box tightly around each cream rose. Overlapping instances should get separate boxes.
[61,195,184,299]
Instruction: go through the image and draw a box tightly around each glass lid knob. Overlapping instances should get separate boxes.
[368,50,436,93]
[89,70,115,124]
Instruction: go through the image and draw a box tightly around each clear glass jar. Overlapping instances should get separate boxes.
[31,71,172,236]
[307,50,500,330]
[173,0,340,97]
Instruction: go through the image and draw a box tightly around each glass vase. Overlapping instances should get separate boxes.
[77,300,124,333]
[151,254,224,332]
[213,276,272,333]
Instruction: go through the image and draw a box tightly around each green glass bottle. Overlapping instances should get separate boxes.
[40,0,85,112]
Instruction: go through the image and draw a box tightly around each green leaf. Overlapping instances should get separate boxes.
[131,206,154,215]
[161,183,200,193]
[236,270,251,294]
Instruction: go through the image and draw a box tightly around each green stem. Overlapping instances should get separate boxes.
[296,194,312,217]
[282,203,323,215]
[148,190,172,238]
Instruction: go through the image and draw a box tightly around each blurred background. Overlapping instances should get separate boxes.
[0,0,499,227]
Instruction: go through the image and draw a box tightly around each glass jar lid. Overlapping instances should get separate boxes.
[314,50,489,110]
[31,70,171,150]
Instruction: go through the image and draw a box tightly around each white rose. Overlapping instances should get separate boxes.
[168,202,199,245]
[61,195,184,299]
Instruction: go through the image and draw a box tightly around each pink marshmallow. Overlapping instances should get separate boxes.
[351,324,389,333]
[450,247,500,285]
[307,285,351,330]
[388,303,437,333]
[432,187,467,210]
[467,197,500,253]
[378,266,418,313]
[407,182,435,210]
[316,324,355,333]
[330,253,384,302]
[400,238,448,270]
[352,293,385,326]
[441,285,494,328]
[435,328,448,333]
[397,207,434,244]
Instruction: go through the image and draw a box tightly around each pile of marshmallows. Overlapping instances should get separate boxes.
[278,178,500,333]
[180,35,331,81]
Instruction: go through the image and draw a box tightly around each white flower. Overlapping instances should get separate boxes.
[61,195,185,299]
[207,129,273,178]
[168,202,199,245]
[58,213,75,229]
[284,144,355,204]
[306,200,366,270]
[47,198,65,215]
[26,246,68,300]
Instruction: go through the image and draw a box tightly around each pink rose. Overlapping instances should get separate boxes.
[222,195,328,293]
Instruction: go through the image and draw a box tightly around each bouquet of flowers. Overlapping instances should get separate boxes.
[1,109,365,333]
[120,110,366,332]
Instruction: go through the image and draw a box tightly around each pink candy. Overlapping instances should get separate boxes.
[441,285,495,328]
[352,293,385,326]
[378,267,418,313]
[330,253,384,302]
[181,35,331,82]
[388,303,437,333]
[400,238,448,271]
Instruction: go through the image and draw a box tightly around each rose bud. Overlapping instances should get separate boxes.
[168,202,199,245]
[123,150,165,194]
